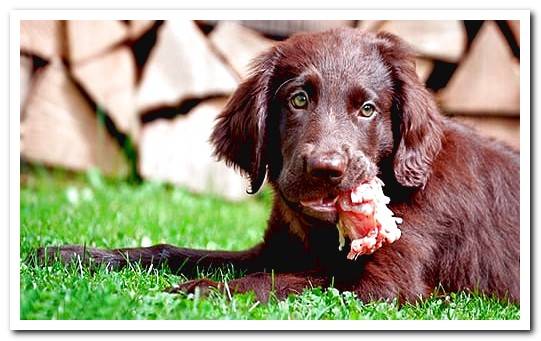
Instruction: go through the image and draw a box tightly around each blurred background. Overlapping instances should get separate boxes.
[19,20,520,201]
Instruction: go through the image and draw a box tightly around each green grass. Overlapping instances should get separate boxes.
[20,167,520,320]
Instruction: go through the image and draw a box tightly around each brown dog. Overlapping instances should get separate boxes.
[38,28,520,303]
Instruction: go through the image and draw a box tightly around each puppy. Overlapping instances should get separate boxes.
[38,28,520,303]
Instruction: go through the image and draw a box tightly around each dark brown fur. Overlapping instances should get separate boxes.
[39,28,520,303]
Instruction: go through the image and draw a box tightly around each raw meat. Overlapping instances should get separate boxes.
[336,178,402,260]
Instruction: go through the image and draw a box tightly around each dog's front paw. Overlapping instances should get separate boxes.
[167,278,222,297]
[34,245,84,265]
[32,245,121,268]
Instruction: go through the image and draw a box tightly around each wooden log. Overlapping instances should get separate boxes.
[139,98,250,201]
[20,20,64,60]
[357,20,386,31]
[21,61,128,176]
[378,20,466,62]
[453,115,519,150]
[415,58,434,84]
[438,21,520,116]
[209,21,274,80]
[20,55,33,112]
[129,20,155,40]
[72,47,138,139]
[67,20,128,64]
[203,20,354,36]
[508,20,520,46]
[136,20,237,113]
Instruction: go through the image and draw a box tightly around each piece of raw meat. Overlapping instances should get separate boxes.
[336,177,402,260]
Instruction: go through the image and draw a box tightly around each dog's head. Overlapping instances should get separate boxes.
[211,28,443,223]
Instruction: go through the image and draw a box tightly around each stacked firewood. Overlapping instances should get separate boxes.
[19,20,520,200]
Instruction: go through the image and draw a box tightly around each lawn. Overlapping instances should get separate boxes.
[19,166,520,320]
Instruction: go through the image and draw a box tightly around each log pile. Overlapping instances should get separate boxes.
[358,20,520,149]
[20,20,521,199]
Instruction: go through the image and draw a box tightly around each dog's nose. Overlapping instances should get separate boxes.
[306,152,347,181]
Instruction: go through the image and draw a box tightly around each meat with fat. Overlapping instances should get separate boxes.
[336,178,402,260]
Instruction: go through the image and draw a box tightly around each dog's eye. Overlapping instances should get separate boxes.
[291,92,309,109]
[360,102,376,117]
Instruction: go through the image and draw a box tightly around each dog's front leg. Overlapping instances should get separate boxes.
[35,243,265,277]
[169,271,329,302]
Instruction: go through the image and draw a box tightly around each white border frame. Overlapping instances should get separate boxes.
[9,9,531,330]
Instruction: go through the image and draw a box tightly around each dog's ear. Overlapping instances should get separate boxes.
[375,32,443,188]
[210,48,278,194]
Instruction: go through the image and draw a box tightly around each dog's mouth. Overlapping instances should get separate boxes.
[300,195,339,212]
[296,178,373,222]
[299,193,340,222]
